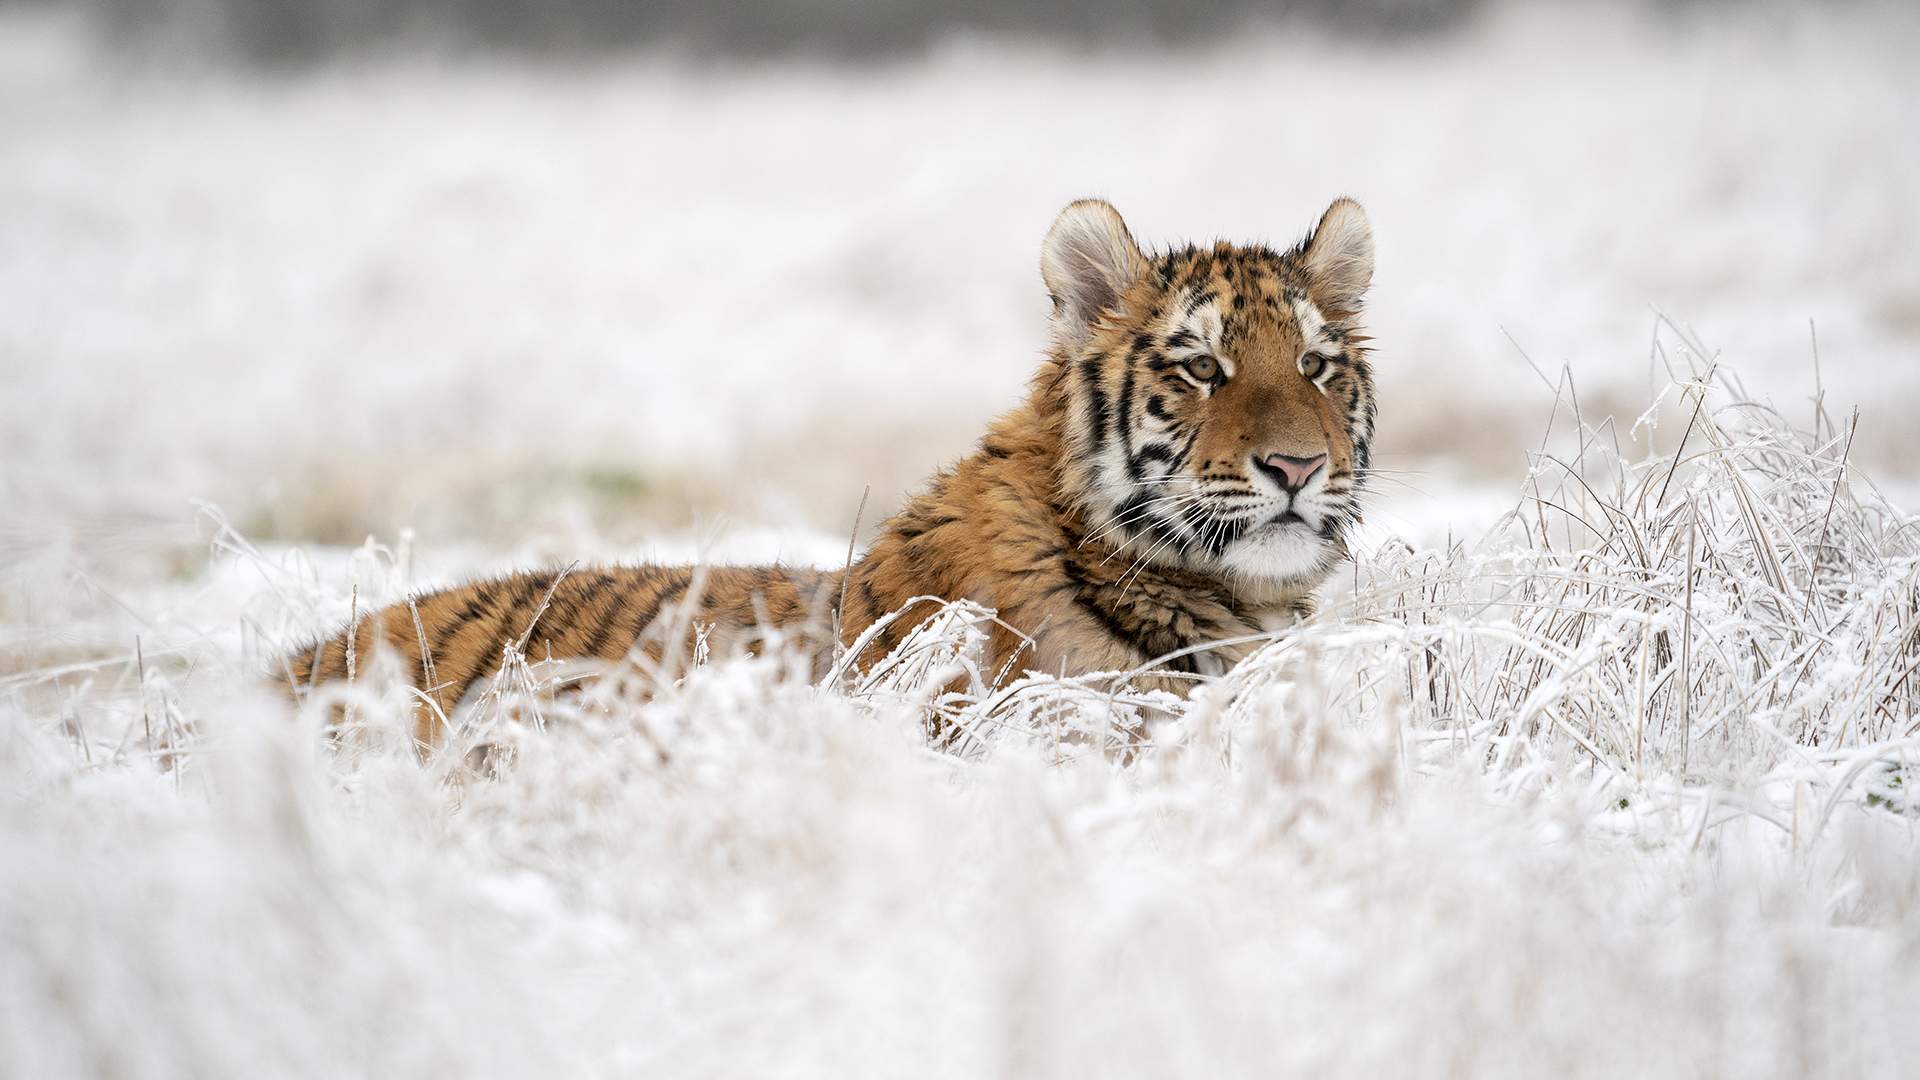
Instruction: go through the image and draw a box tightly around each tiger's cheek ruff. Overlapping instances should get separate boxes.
[1062,328,1194,555]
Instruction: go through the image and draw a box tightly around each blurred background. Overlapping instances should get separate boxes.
[7,7,1919,1072]
[2,0,1917,573]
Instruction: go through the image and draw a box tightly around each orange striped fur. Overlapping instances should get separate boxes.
[288,198,1380,742]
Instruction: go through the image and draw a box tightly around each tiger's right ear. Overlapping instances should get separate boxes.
[1041,199,1149,349]
[1301,197,1374,314]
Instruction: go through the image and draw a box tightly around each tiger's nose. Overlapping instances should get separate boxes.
[1253,452,1328,493]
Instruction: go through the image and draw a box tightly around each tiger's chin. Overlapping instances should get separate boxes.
[1213,516,1341,589]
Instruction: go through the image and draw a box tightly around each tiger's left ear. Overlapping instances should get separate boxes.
[1041,199,1150,349]
[1302,197,1374,312]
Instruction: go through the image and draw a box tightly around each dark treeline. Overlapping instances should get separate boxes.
[74,0,1486,64]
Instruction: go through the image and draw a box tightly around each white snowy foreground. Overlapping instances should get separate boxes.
[8,352,1920,1076]
[4,4,1920,1077]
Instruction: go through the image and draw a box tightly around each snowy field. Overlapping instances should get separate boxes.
[5,3,1920,1076]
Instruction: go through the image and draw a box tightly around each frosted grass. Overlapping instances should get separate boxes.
[5,341,1919,1077]
[5,4,1920,1072]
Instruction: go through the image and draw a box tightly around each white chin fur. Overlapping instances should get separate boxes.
[1215,520,1333,584]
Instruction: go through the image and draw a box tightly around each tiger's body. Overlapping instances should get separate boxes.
[288,198,1378,741]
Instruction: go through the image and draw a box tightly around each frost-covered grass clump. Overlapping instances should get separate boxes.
[5,345,1920,1077]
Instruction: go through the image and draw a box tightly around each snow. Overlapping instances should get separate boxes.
[4,3,1920,1076]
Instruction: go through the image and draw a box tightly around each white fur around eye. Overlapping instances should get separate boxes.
[1299,351,1337,391]
[1176,351,1235,395]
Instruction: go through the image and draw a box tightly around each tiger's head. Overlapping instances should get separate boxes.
[1041,198,1376,592]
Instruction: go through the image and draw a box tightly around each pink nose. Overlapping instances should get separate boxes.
[1256,452,1328,492]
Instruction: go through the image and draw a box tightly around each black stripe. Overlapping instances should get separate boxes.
[1108,491,1152,545]
[1060,558,1169,663]
[1205,515,1250,558]
[427,593,494,663]
[582,573,646,659]
[636,575,693,640]
[436,574,536,674]
[1074,595,1143,655]
[1173,426,1200,471]
[1085,382,1111,452]
[500,571,558,643]
[526,583,587,657]
[1139,515,1187,552]
[1135,442,1176,469]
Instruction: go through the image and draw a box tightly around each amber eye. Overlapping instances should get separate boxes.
[1183,355,1220,382]
[1299,353,1330,382]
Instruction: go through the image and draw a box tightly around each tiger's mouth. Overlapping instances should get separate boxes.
[1213,507,1340,584]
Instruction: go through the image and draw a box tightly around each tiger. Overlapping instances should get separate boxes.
[285,197,1377,742]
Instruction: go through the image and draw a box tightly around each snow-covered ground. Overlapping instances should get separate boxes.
[4,4,1920,1076]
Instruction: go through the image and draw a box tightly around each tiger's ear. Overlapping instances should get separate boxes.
[1302,197,1374,312]
[1041,199,1149,348]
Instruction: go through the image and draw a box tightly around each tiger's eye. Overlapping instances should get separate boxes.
[1299,353,1329,381]
[1184,355,1220,382]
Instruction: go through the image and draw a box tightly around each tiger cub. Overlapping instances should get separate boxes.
[288,198,1376,738]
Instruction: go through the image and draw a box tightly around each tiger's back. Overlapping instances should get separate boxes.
[285,564,841,742]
